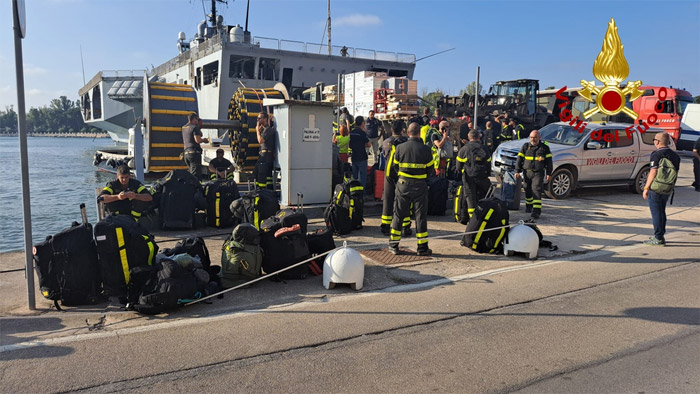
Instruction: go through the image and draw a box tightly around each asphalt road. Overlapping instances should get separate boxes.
[2,238,698,393]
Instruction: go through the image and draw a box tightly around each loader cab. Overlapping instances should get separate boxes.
[487,79,539,119]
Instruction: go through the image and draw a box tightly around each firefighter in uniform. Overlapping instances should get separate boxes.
[509,119,525,140]
[496,118,513,144]
[388,122,435,256]
[255,112,276,189]
[99,165,153,220]
[515,129,553,219]
[455,130,492,219]
[380,120,411,236]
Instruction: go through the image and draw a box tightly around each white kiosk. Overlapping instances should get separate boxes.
[262,98,335,206]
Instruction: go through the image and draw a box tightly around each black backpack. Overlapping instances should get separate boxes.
[94,214,159,299]
[465,144,491,179]
[427,176,449,216]
[161,237,216,280]
[454,185,470,225]
[153,169,203,230]
[323,203,353,236]
[230,189,280,230]
[461,197,509,253]
[204,179,241,228]
[324,180,363,234]
[129,259,209,315]
[33,221,102,309]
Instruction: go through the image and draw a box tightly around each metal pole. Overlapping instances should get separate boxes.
[133,120,144,182]
[327,0,332,56]
[13,0,35,310]
[474,66,480,129]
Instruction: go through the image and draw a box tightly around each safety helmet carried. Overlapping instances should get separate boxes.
[503,222,539,259]
[323,243,364,290]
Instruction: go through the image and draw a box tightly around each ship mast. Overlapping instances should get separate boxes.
[210,0,228,30]
[327,0,331,55]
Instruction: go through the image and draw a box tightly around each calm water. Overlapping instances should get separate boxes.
[0,137,119,253]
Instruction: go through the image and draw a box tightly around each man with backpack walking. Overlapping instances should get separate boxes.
[642,132,680,246]
[456,130,492,219]
[388,122,435,256]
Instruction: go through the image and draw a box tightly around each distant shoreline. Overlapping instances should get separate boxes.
[0,133,110,138]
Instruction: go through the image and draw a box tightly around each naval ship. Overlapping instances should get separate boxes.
[78,0,416,145]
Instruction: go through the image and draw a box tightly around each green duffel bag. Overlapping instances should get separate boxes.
[220,235,263,289]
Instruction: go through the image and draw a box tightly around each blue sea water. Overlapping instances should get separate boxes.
[0,136,119,253]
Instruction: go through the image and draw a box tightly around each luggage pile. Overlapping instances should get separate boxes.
[148,169,243,231]
[34,204,220,314]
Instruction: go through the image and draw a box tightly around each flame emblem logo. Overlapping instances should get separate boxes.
[579,18,644,119]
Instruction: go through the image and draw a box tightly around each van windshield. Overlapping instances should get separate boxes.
[677,97,693,116]
[539,123,589,146]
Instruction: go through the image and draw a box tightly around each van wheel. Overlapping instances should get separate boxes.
[632,166,649,194]
[545,167,574,199]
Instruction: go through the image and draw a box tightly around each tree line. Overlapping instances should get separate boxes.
[0,96,105,134]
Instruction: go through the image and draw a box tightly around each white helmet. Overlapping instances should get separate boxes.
[503,222,539,259]
[323,243,364,290]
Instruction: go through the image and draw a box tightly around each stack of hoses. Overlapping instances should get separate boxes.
[228,87,284,172]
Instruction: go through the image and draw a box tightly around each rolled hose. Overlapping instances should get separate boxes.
[227,88,284,172]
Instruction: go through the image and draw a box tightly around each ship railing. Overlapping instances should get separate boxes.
[251,36,416,63]
[152,34,223,77]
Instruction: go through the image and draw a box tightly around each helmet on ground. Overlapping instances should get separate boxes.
[323,243,364,290]
[503,222,539,259]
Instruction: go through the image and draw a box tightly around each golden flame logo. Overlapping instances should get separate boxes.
[579,18,644,118]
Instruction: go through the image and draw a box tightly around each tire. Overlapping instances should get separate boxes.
[545,167,575,199]
[632,166,649,194]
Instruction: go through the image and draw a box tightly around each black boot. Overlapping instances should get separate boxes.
[417,246,432,256]
[380,224,391,235]
[388,244,401,255]
[525,205,532,213]
[531,210,540,219]
[402,227,412,236]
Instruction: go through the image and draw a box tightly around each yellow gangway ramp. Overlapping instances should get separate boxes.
[145,81,198,173]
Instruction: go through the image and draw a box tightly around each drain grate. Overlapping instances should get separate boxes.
[359,247,434,266]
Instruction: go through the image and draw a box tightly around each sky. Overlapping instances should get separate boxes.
[1,0,699,111]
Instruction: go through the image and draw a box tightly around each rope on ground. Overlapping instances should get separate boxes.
[184,223,515,307]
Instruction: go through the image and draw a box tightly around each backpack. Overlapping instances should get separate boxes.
[33,221,102,309]
[427,176,449,216]
[94,214,159,300]
[650,157,678,195]
[220,224,263,289]
[153,169,204,230]
[465,144,491,179]
[323,203,353,235]
[420,125,440,146]
[454,185,470,225]
[130,259,209,315]
[461,197,509,253]
[230,189,280,230]
[325,180,364,232]
[204,179,241,228]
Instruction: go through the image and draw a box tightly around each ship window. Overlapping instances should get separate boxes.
[388,70,408,77]
[82,94,91,120]
[203,61,219,86]
[229,55,255,79]
[92,86,102,119]
[195,67,202,89]
[258,57,280,81]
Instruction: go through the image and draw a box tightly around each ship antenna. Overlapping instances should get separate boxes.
[79,44,86,86]
[244,0,250,33]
